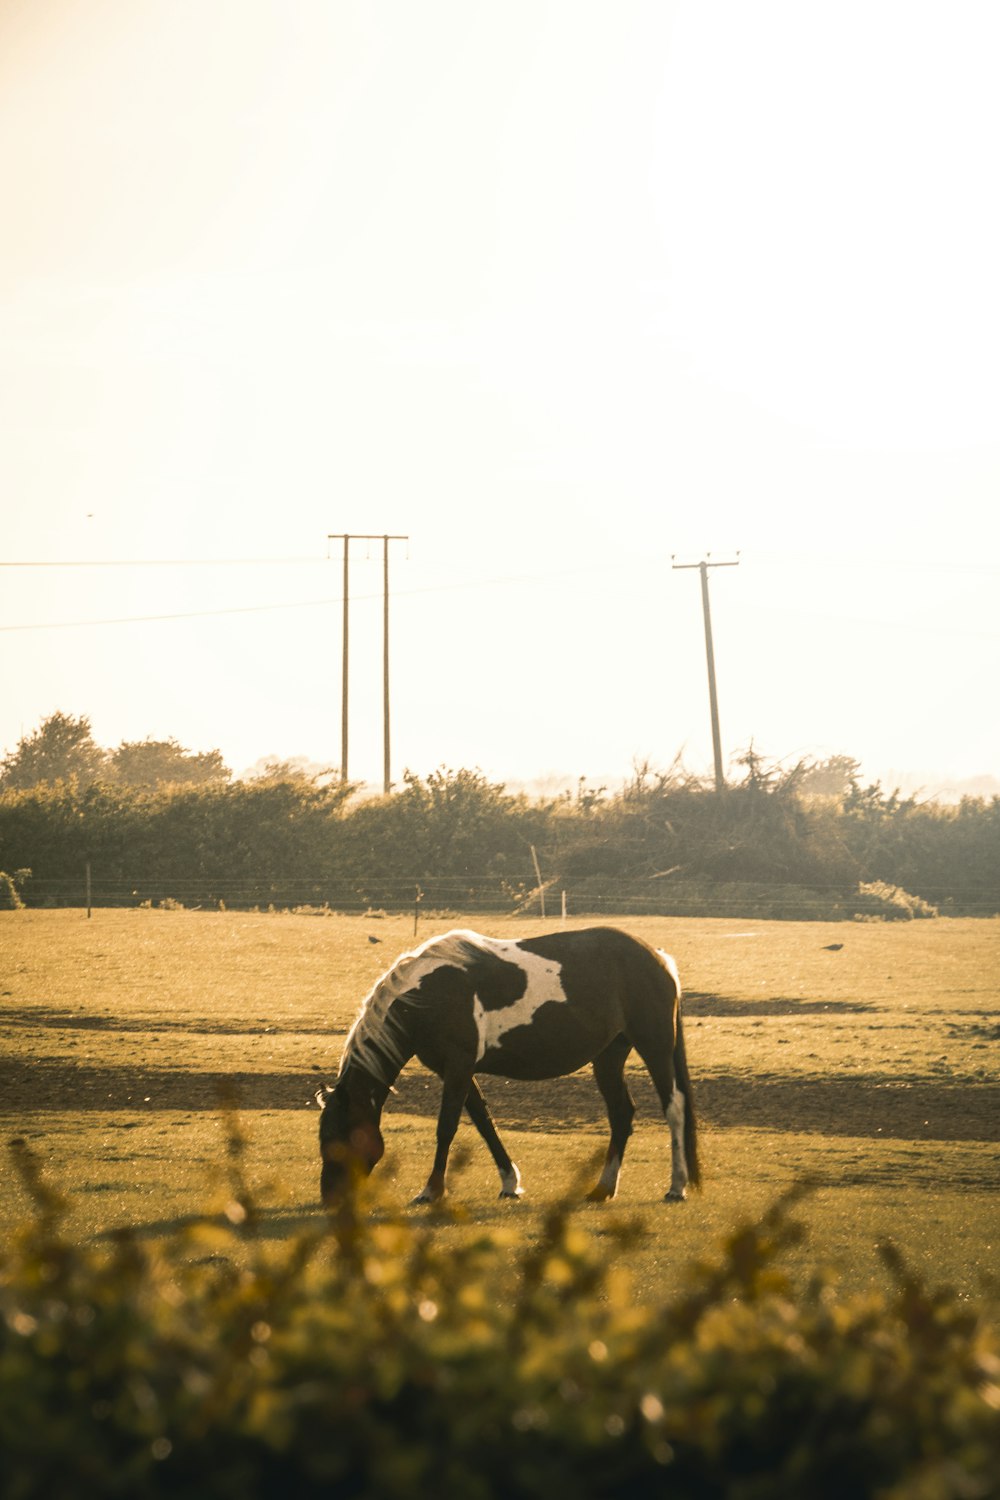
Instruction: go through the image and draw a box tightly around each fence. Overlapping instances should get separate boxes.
[16,872,999,919]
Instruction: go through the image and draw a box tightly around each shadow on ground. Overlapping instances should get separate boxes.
[3,1056,997,1144]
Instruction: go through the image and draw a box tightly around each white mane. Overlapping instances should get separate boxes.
[340,929,489,1085]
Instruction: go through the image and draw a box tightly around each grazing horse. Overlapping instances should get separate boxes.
[317,926,699,1207]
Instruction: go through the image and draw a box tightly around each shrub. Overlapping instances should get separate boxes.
[853,880,939,921]
[0,868,28,910]
[2,1137,997,1499]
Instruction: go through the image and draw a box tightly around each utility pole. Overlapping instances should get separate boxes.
[328,533,408,791]
[341,535,349,783]
[381,534,394,796]
[672,554,740,792]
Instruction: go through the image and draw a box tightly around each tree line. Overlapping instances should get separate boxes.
[0,711,231,791]
[0,715,997,914]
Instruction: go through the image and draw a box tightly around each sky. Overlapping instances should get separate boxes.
[1,0,997,796]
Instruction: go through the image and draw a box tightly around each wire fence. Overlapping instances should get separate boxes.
[17,873,1000,920]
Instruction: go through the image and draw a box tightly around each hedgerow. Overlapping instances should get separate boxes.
[2,764,998,915]
[2,1131,998,1500]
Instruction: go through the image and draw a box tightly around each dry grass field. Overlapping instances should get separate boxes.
[1,908,997,1300]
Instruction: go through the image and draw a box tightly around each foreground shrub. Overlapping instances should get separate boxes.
[1,1138,998,1499]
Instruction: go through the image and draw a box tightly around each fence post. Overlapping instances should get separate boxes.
[530,846,545,919]
[85,861,92,919]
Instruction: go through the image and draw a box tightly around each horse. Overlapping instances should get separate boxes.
[316,925,699,1207]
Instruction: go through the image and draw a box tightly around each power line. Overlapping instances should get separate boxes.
[0,559,626,632]
[0,596,349,632]
[3,548,999,578]
[0,556,326,568]
[2,555,996,637]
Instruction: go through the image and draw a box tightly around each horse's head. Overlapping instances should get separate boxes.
[316,1068,388,1205]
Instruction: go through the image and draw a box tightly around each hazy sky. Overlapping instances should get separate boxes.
[1,1,997,792]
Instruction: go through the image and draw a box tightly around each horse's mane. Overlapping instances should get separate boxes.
[341,929,488,1084]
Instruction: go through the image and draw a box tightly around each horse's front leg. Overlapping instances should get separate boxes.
[464,1078,523,1199]
[412,1073,471,1205]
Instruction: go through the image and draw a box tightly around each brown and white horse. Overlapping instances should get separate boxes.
[317,925,699,1206]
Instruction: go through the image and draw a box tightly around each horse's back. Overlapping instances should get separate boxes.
[467,927,677,1077]
[517,926,678,1003]
[365,924,681,1084]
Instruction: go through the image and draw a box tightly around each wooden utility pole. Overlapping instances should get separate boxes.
[672,554,740,792]
[328,534,408,790]
[341,536,350,783]
[382,536,392,795]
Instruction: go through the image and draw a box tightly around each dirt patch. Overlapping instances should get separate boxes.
[392,1070,1000,1145]
[684,993,877,1016]
[1,1005,342,1037]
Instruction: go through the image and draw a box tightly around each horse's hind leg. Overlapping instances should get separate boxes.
[629,1016,690,1202]
[464,1078,523,1199]
[587,1034,635,1202]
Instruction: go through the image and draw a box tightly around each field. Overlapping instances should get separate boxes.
[1,908,997,1300]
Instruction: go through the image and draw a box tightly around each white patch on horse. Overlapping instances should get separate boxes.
[665,1083,688,1200]
[470,941,566,1063]
[656,948,682,996]
[499,1163,523,1198]
[597,1152,622,1197]
[342,929,487,1084]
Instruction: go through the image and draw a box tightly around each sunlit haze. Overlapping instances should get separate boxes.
[1,1,997,795]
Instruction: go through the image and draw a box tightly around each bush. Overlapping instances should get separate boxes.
[853,880,939,921]
[2,1135,998,1499]
[0,868,28,910]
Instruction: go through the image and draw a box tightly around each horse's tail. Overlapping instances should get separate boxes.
[653,945,700,1190]
[673,999,700,1190]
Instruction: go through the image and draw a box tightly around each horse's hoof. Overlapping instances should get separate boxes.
[664,1190,687,1203]
[586,1185,615,1203]
[498,1189,524,1201]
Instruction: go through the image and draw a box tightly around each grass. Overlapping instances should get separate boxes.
[1,908,997,1301]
